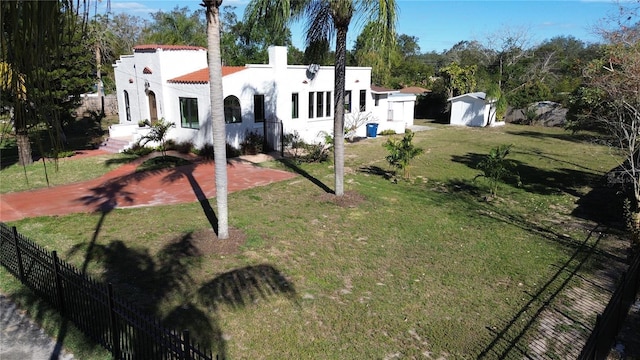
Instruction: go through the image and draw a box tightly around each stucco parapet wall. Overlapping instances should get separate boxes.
[133,44,206,52]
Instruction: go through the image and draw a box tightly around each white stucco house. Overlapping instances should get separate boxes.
[110,44,416,151]
[448,92,498,127]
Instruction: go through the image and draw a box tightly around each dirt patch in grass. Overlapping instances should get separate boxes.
[317,190,366,208]
[190,227,247,256]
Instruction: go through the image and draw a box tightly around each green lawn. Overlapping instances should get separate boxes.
[0,123,627,359]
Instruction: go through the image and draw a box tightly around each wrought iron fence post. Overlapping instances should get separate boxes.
[593,314,602,360]
[108,283,121,359]
[12,226,25,283]
[263,119,268,154]
[182,329,191,360]
[279,120,284,157]
[52,251,65,315]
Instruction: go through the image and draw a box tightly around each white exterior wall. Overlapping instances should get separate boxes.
[113,46,415,149]
[113,55,141,127]
[163,83,211,148]
[113,47,206,124]
[449,92,497,127]
[450,97,485,127]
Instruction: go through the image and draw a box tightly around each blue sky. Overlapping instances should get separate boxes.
[100,0,619,53]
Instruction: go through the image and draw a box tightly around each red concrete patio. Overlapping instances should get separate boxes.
[0,150,297,222]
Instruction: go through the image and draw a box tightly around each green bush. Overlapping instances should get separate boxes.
[123,143,154,156]
[240,130,264,155]
[474,144,520,196]
[383,130,424,180]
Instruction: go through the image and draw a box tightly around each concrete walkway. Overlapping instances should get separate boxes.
[0,150,297,222]
[0,294,74,360]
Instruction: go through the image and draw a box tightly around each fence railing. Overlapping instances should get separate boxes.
[0,222,215,360]
[578,249,640,360]
[263,118,283,156]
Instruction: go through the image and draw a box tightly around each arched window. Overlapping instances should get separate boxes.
[224,96,242,124]
[124,90,131,122]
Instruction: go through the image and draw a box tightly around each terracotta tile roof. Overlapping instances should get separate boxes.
[134,44,206,52]
[399,86,430,95]
[370,85,397,94]
[168,67,247,84]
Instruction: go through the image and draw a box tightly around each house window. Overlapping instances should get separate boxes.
[326,91,332,117]
[224,96,242,123]
[124,90,131,122]
[179,97,199,129]
[308,92,314,118]
[344,90,352,113]
[374,94,379,107]
[254,94,265,123]
[316,91,324,118]
[360,90,366,112]
[292,93,299,119]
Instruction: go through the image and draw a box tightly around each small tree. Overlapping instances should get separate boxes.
[475,144,520,196]
[137,118,175,157]
[383,130,424,180]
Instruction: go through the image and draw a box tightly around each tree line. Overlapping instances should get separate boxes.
[90,6,607,118]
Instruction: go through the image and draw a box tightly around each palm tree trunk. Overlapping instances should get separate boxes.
[16,129,33,166]
[205,0,229,239]
[333,26,348,197]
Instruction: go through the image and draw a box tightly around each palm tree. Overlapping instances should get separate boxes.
[202,0,229,239]
[245,0,398,196]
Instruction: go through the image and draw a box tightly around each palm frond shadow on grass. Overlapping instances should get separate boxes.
[65,231,298,357]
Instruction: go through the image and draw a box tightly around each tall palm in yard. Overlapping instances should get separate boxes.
[246,0,398,197]
[202,0,229,239]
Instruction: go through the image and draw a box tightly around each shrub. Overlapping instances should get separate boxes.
[123,143,154,156]
[383,130,424,181]
[240,130,264,155]
[379,129,396,136]
[301,143,330,163]
[192,143,240,160]
[474,144,520,196]
[193,144,215,159]
[171,140,194,154]
[283,131,330,163]
[137,118,175,157]
[226,143,241,158]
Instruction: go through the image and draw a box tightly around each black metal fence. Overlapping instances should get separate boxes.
[263,118,283,156]
[0,222,215,360]
[579,249,640,360]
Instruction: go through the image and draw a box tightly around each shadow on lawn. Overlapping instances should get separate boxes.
[67,155,297,358]
[278,158,334,194]
[505,129,606,145]
[438,173,629,358]
[65,234,297,359]
[451,151,605,197]
[477,224,608,359]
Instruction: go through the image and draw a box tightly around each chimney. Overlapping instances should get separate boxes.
[268,46,288,72]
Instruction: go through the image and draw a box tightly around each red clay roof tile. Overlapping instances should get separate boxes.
[168,67,247,84]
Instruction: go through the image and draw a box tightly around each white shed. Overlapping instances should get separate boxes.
[448,92,496,127]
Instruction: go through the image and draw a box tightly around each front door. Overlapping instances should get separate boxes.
[148,91,158,124]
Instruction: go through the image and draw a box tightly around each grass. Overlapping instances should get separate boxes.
[0,122,629,359]
[0,153,137,193]
[136,155,192,172]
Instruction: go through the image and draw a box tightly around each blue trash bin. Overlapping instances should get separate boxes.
[366,123,379,138]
